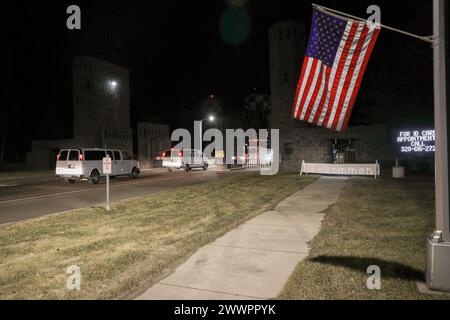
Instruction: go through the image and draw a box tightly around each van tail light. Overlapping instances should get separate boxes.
[79,153,83,161]
[137,161,140,168]
[56,154,60,161]
[178,151,183,157]
[162,152,166,157]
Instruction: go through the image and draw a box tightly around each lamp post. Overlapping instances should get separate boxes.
[197,115,215,152]
[426,0,450,292]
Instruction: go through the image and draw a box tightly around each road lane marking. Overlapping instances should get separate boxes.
[0,172,215,204]
[0,184,19,187]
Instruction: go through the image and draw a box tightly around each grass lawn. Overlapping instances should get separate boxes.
[0,173,316,299]
[279,174,449,300]
[0,170,54,181]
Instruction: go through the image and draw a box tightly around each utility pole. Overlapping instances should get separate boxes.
[426,0,450,292]
[0,109,6,168]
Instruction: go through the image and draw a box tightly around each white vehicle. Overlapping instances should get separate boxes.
[162,149,208,172]
[56,148,140,184]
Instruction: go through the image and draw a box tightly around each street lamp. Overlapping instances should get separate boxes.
[108,80,118,90]
[198,115,215,152]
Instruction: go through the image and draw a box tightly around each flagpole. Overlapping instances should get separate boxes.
[426,0,450,292]
[312,3,434,44]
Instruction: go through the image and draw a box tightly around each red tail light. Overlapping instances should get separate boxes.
[162,152,166,157]
[56,154,60,161]
[178,151,183,157]
[79,153,83,161]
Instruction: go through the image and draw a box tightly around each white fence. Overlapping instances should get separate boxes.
[300,160,380,178]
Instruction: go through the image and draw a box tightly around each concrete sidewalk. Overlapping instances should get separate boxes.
[136,176,348,300]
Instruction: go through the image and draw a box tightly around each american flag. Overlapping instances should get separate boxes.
[292,8,380,131]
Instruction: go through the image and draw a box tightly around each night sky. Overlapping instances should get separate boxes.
[0,0,444,162]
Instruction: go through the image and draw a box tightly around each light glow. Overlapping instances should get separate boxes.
[109,80,118,89]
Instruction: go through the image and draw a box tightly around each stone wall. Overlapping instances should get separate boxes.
[102,127,133,154]
[26,139,75,170]
[280,125,394,171]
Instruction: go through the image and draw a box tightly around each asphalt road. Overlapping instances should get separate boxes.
[0,169,246,225]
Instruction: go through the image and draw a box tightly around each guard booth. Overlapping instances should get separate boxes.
[330,138,357,164]
[137,123,170,168]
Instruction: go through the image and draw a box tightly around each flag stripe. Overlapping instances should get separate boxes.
[329,23,368,130]
[339,27,380,131]
[327,22,364,129]
[321,22,358,127]
[296,58,319,119]
[293,57,314,118]
[292,57,310,118]
[316,21,353,126]
[310,67,331,124]
[304,64,326,122]
[334,26,374,131]
[300,60,323,120]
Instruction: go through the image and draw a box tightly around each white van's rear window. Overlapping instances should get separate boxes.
[68,150,79,161]
[84,150,106,161]
[59,150,68,161]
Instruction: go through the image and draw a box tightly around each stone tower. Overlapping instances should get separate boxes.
[269,21,306,167]
[243,91,271,131]
[26,57,133,169]
[72,56,132,151]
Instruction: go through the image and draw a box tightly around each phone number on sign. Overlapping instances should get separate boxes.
[401,146,435,153]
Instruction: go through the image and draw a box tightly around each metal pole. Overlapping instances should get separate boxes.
[312,3,434,43]
[426,0,450,292]
[199,120,203,152]
[432,0,450,242]
[106,173,110,211]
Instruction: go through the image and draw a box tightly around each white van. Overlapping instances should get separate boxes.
[56,148,140,184]
[162,149,208,172]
